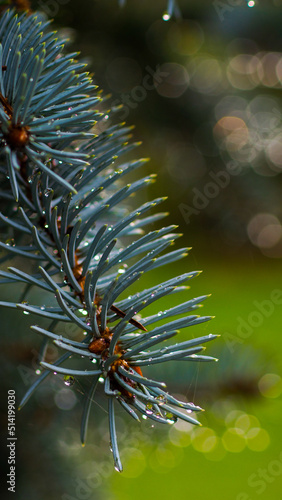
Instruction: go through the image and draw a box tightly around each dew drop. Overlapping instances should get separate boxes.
[166,412,177,423]
[156,395,166,405]
[76,169,84,180]
[21,301,29,314]
[145,406,153,415]
[44,188,52,197]
[35,369,41,375]
[63,375,75,387]
[78,308,88,316]
[5,238,15,246]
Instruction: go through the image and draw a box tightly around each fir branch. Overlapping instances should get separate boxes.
[0,9,218,471]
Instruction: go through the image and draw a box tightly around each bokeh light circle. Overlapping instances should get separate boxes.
[246,428,270,451]
[258,373,282,398]
[168,20,204,56]
[222,428,246,453]
[247,213,282,249]
[54,388,77,410]
[155,62,189,98]
[191,427,217,453]
[120,448,146,478]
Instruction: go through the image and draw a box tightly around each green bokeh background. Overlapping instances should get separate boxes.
[1,1,282,499]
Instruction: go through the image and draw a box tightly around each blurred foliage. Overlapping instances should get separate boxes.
[34,0,282,259]
[1,1,282,499]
